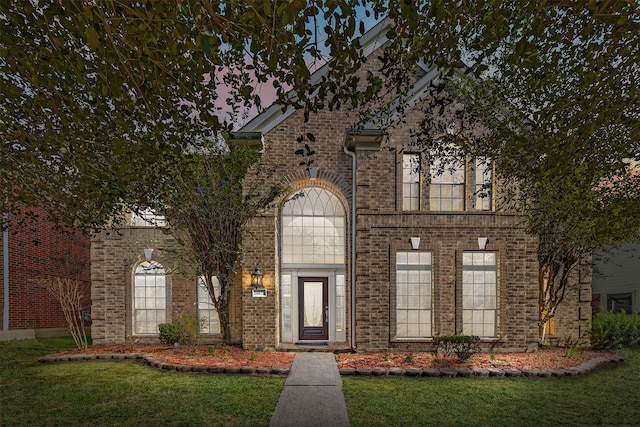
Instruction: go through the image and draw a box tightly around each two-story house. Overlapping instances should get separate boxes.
[90,19,591,352]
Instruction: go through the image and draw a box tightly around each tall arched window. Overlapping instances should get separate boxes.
[133,261,167,334]
[281,187,345,264]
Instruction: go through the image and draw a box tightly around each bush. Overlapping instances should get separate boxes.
[158,323,190,346]
[588,311,640,350]
[433,335,481,361]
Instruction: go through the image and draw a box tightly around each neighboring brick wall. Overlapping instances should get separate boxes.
[0,206,90,336]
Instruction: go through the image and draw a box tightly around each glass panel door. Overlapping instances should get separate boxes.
[298,277,328,340]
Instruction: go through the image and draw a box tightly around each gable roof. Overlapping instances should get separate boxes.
[234,18,440,138]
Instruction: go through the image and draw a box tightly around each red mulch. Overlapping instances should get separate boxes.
[53,344,617,371]
[336,348,617,370]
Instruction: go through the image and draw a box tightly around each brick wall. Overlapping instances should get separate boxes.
[91,46,591,351]
[91,226,243,345]
[0,205,90,337]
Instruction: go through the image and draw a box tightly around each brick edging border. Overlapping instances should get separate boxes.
[37,353,291,376]
[337,355,625,378]
[38,353,624,378]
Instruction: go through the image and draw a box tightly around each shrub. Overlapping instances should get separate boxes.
[433,335,481,361]
[158,323,190,346]
[588,311,640,350]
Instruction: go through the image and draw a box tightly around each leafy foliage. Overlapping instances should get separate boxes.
[588,311,640,350]
[0,0,376,230]
[374,2,640,337]
[162,143,284,342]
[158,322,192,346]
[432,335,481,361]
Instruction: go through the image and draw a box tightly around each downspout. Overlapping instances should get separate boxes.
[3,212,8,331]
[343,146,357,351]
[343,128,383,352]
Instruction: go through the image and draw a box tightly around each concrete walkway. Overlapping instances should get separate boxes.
[270,353,350,427]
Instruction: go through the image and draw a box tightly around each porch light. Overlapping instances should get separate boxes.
[251,264,267,297]
[478,237,488,250]
[143,248,153,260]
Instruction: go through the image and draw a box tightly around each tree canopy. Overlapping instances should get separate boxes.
[162,143,283,341]
[376,1,640,335]
[0,0,373,229]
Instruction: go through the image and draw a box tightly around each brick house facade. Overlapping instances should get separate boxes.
[0,206,91,340]
[90,20,591,351]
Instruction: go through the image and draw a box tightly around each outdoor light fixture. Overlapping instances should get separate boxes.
[478,237,488,250]
[251,263,267,297]
[143,248,153,260]
[410,237,421,250]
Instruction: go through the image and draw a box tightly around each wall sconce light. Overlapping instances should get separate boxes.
[410,237,421,250]
[143,248,153,260]
[307,166,319,180]
[251,263,267,297]
[478,237,488,250]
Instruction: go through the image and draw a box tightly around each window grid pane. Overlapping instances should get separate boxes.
[336,275,346,332]
[475,158,493,211]
[430,156,465,211]
[197,277,220,335]
[134,261,166,335]
[396,251,432,339]
[403,154,421,211]
[282,187,345,264]
[462,251,498,338]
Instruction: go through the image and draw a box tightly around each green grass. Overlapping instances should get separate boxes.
[4,338,640,426]
[343,348,640,427]
[0,337,284,426]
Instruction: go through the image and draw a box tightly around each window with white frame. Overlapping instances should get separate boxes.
[402,154,421,211]
[475,158,493,211]
[462,252,498,338]
[429,156,465,211]
[197,277,220,334]
[395,251,432,339]
[281,187,345,265]
[131,208,166,226]
[133,261,166,334]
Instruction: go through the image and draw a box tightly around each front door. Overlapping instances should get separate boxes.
[298,277,328,340]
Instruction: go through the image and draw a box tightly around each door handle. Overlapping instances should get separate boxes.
[324,306,329,323]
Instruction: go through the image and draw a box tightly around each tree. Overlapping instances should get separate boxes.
[0,0,372,230]
[374,1,640,338]
[162,143,283,342]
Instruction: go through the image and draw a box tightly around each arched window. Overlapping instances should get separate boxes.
[133,261,166,334]
[281,187,345,264]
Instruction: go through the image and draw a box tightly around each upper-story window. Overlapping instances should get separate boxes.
[402,154,421,211]
[131,208,166,226]
[400,150,494,212]
[429,156,466,211]
[475,158,493,211]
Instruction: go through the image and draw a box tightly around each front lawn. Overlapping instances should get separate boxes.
[0,337,284,426]
[2,337,638,426]
[343,347,640,426]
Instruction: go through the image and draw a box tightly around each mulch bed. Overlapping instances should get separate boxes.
[49,344,619,372]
